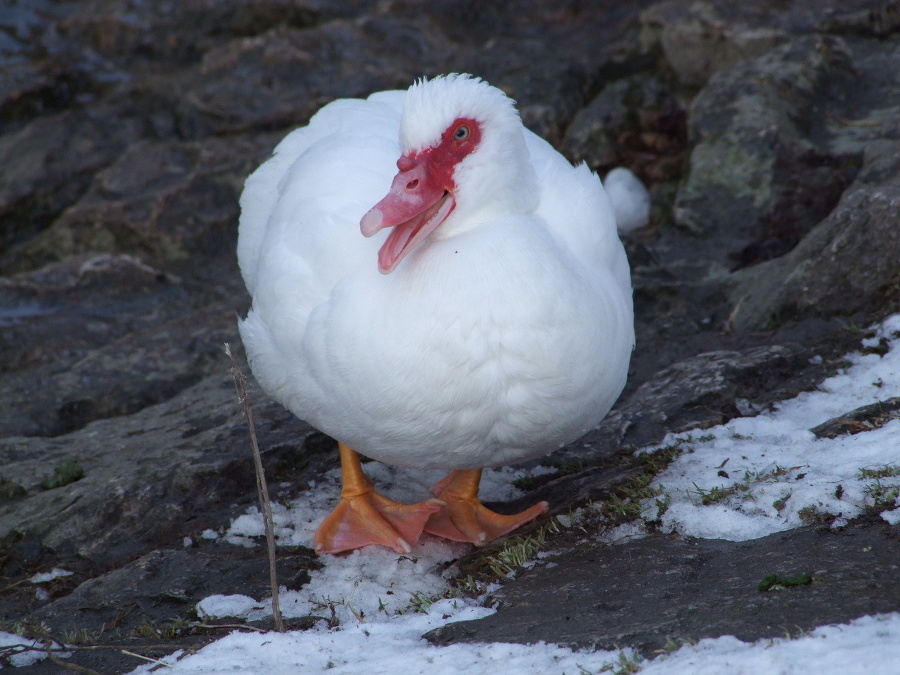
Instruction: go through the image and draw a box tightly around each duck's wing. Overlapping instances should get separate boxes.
[236,92,405,421]
[237,91,405,297]
[523,131,632,298]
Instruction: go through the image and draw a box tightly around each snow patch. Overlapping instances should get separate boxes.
[29,568,73,584]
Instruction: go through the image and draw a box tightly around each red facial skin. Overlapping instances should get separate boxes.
[360,117,482,274]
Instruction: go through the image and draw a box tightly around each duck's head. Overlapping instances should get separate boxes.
[360,74,539,274]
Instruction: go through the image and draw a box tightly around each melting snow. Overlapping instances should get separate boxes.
[643,314,900,540]
[29,568,74,584]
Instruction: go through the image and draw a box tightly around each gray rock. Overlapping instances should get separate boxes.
[0,247,260,439]
[669,35,863,280]
[637,0,883,88]
[61,0,370,65]
[640,0,789,87]
[729,141,900,330]
[0,370,320,569]
[425,1,652,145]
[35,547,318,635]
[663,30,899,289]
[0,254,195,437]
[176,17,453,138]
[563,79,635,169]
[0,111,142,255]
[0,2,95,135]
[562,74,688,183]
[426,516,900,653]
[810,397,900,439]
[582,345,810,456]
[1,134,276,274]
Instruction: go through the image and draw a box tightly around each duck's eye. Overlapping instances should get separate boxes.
[454,125,470,141]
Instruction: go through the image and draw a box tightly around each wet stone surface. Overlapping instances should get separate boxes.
[426,515,900,652]
[1,0,899,672]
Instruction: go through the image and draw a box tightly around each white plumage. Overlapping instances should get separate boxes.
[604,166,651,234]
[238,74,635,473]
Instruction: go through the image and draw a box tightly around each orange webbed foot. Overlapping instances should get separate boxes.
[314,489,443,555]
[314,442,443,555]
[425,469,548,545]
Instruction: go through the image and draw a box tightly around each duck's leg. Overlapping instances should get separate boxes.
[424,469,548,545]
[314,442,443,555]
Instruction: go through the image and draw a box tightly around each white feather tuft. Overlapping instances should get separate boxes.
[603,167,651,234]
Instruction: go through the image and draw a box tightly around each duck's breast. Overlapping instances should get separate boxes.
[288,214,632,469]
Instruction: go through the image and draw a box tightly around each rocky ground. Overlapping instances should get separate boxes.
[1,0,899,672]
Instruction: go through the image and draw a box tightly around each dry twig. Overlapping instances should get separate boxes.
[225,343,284,632]
[120,649,174,667]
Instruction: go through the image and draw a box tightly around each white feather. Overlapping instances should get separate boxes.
[604,167,651,234]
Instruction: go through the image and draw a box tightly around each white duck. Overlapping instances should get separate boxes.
[238,74,636,555]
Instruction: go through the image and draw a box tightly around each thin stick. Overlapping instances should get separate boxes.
[225,343,284,632]
[120,649,174,667]
[44,642,108,675]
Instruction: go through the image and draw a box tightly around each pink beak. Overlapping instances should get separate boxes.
[360,156,454,274]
